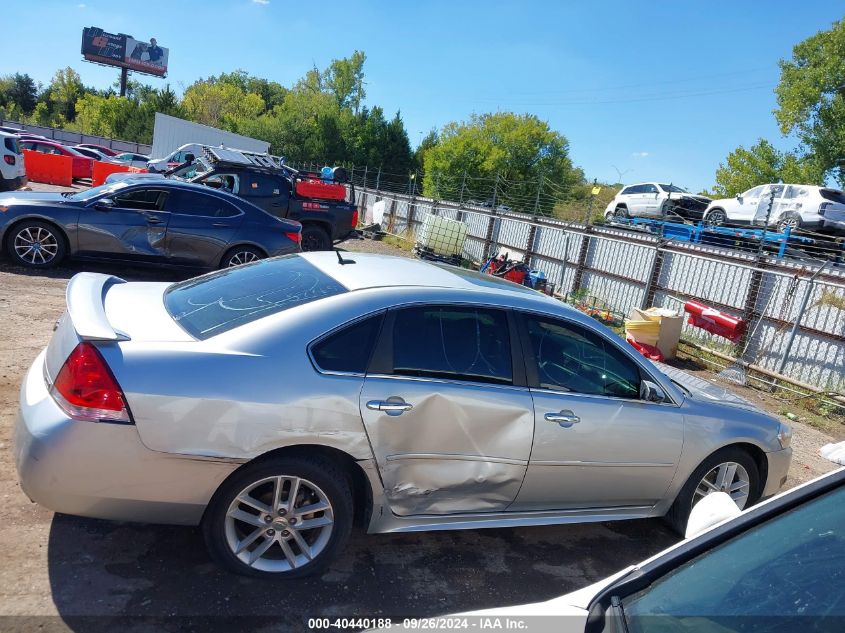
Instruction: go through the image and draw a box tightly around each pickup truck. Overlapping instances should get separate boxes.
[113,149,359,251]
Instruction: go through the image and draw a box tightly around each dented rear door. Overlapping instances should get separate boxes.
[359,305,534,516]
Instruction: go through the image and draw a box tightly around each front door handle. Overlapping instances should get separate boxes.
[146,216,163,225]
[545,410,580,427]
[366,398,413,415]
[212,221,228,227]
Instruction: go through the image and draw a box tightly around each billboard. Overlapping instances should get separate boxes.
[81,27,169,77]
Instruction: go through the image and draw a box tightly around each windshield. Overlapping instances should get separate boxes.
[622,484,845,630]
[174,159,210,180]
[164,255,348,339]
[67,181,130,202]
[659,184,688,193]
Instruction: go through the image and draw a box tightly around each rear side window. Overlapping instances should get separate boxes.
[174,191,241,217]
[112,188,168,211]
[165,255,347,339]
[391,306,513,385]
[310,313,385,374]
[242,174,288,198]
[4,137,19,154]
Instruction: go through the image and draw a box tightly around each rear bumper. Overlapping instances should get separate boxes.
[0,174,27,191]
[15,350,239,525]
[762,447,792,498]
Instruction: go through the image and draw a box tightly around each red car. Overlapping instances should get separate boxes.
[19,140,93,180]
[77,143,118,157]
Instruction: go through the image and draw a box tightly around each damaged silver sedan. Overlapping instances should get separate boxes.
[15,252,792,578]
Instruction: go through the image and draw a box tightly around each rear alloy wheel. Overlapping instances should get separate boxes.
[665,447,760,535]
[221,246,263,269]
[776,212,802,234]
[203,457,352,578]
[8,221,65,268]
[300,225,331,252]
[704,208,727,227]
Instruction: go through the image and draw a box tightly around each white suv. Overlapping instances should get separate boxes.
[604,182,711,222]
[704,184,845,234]
[0,131,26,191]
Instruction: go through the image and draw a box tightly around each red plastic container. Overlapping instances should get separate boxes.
[294,179,346,201]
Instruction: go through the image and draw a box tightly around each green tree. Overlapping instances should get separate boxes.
[713,139,824,197]
[47,67,84,122]
[323,50,366,113]
[422,112,582,214]
[0,73,38,115]
[182,79,265,128]
[775,18,845,186]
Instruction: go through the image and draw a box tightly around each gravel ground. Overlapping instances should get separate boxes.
[0,183,838,630]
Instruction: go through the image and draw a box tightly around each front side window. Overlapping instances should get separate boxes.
[165,255,347,339]
[622,485,845,630]
[524,315,641,398]
[112,188,168,211]
[391,306,513,385]
[310,313,385,374]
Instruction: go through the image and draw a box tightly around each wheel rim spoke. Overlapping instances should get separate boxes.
[227,507,266,528]
[295,501,330,516]
[249,536,275,565]
[278,537,299,568]
[289,529,313,560]
[297,515,333,530]
[235,527,265,554]
[693,461,750,511]
[236,493,271,515]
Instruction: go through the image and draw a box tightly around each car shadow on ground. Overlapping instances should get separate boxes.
[0,259,195,283]
[46,513,678,631]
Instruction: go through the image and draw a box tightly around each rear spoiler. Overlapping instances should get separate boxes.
[66,273,131,341]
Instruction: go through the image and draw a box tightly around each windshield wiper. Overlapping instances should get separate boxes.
[610,596,630,633]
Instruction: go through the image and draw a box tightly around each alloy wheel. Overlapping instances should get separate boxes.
[705,210,726,227]
[14,226,59,265]
[692,461,751,510]
[227,250,260,267]
[224,475,334,572]
[777,217,800,232]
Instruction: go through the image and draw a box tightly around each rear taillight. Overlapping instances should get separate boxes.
[50,342,132,423]
[285,231,301,244]
[351,208,359,228]
[3,155,14,165]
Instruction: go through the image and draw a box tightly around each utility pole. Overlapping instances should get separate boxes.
[119,68,129,97]
[375,167,381,191]
[583,179,599,224]
[533,173,544,216]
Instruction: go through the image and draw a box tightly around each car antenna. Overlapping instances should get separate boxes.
[335,248,356,265]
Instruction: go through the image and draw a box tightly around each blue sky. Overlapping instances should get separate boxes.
[3,0,843,191]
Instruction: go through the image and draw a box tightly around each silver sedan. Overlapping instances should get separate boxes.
[15,252,793,578]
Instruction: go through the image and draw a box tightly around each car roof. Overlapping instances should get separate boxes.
[301,251,554,302]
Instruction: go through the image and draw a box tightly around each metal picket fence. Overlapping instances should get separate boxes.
[352,185,845,412]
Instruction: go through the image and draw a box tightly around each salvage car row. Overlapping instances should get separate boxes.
[0,144,360,269]
[604,181,845,234]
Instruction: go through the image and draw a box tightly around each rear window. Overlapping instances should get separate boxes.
[164,255,347,339]
[820,188,845,204]
[4,137,19,154]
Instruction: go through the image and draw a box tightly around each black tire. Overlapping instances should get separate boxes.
[6,220,67,268]
[665,446,760,536]
[300,225,331,252]
[704,208,727,227]
[220,245,264,269]
[203,455,353,579]
[775,212,802,234]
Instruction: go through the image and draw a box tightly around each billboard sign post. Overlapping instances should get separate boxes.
[81,27,169,94]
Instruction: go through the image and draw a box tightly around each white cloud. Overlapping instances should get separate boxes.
[77,3,86,7]
[631,151,649,158]
[252,0,270,4]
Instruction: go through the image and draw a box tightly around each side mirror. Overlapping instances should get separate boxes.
[735,194,743,200]
[685,491,741,539]
[640,380,666,403]
[94,198,115,211]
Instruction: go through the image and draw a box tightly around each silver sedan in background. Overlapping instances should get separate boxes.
[15,252,792,578]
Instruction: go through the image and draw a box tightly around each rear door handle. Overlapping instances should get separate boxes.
[366,399,413,415]
[212,221,227,227]
[146,216,163,225]
[545,410,580,427]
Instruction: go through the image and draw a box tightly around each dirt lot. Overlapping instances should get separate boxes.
[0,188,839,629]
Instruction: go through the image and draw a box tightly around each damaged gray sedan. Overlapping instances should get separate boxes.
[15,252,792,578]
